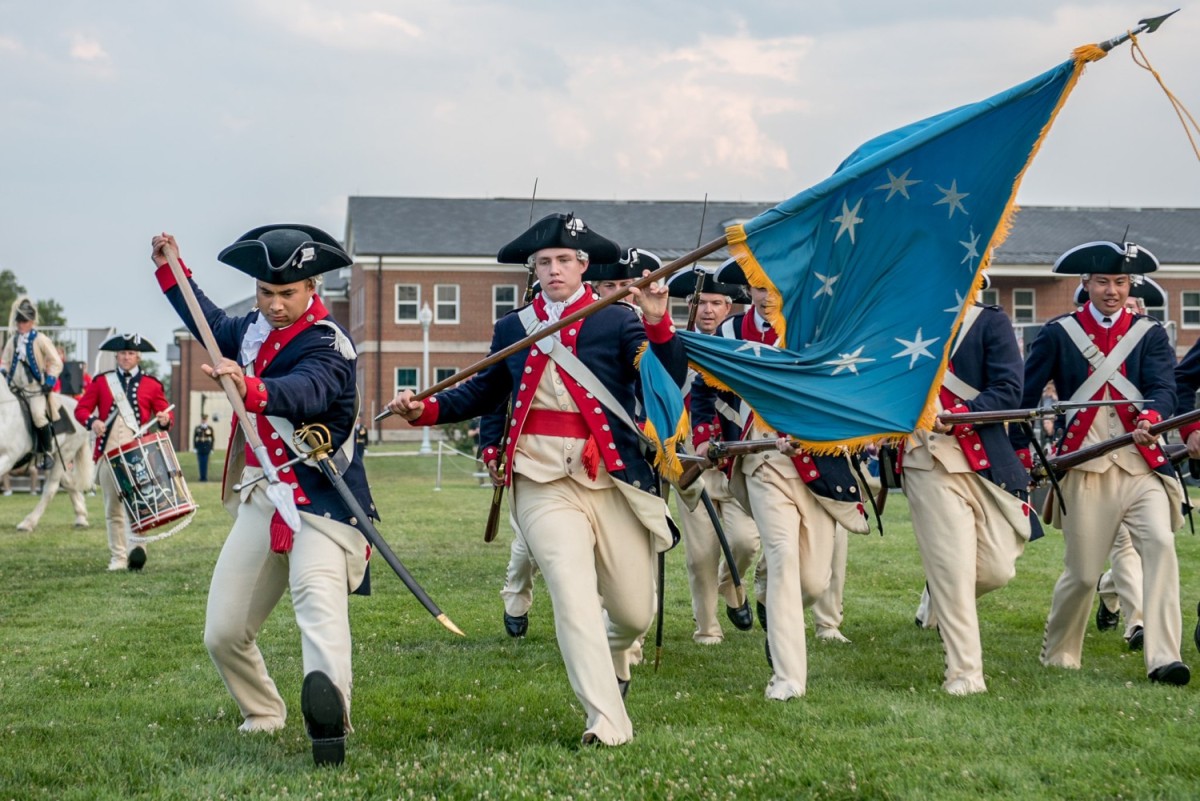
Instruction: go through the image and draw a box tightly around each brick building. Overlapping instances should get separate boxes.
[167,200,1200,448]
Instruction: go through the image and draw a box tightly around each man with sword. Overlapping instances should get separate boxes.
[153,227,376,765]
[1012,239,1189,685]
[388,213,685,746]
[74,333,172,572]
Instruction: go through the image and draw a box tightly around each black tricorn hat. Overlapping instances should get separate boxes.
[1073,274,1165,307]
[496,213,621,266]
[713,256,750,287]
[585,247,662,282]
[218,224,352,284]
[666,266,751,303]
[100,333,157,353]
[1053,240,1159,275]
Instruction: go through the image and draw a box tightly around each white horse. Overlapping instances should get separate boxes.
[0,380,92,530]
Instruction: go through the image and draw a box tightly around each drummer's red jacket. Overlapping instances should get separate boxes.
[75,370,173,461]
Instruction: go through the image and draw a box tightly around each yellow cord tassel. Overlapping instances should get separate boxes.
[1129,32,1200,163]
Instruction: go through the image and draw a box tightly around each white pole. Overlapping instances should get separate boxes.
[434,440,443,492]
[419,301,433,455]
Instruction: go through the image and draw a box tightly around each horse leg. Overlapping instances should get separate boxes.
[70,486,89,528]
[16,466,59,532]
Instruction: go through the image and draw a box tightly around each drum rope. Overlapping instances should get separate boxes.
[128,510,196,544]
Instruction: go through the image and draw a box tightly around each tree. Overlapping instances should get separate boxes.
[0,270,27,319]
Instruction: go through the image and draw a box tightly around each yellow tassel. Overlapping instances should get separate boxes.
[633,340,649,370]
[1072,43,1108,64]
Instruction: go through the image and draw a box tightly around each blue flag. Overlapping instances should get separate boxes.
[682,48,1102,451]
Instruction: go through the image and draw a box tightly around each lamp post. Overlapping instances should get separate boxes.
[418,301,433,455]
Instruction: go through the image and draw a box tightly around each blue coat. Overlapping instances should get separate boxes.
[1011,307,1176,478]
[424,299,686,494]
[944,304,1030,492]
[163,276,377,524]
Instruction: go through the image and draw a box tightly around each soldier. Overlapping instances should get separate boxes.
[667,266,763,644]
[193,414,215,482]
[1,297,63,470]
[353,417,369,457]
[1173,317,1200,654]
[493,248,660,641]
[902,293,1040,695]
[154,225,373,766]
[1012,240,1189,685]
[74,333,172,571]
[692,264,869,699]
[388,214,684,746]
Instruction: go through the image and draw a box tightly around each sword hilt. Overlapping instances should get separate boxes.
[295,423,335,460]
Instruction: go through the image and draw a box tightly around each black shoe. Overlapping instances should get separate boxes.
[756,601,768,632]
[618,678,630,700]
[581,732,602,747]
[302,671,346,767]
[764,638,773,669]
[1095,601,1120,632]
[127,546,147,572]
[1148,661,1191,686]
[726,601,754,632]
[503,613,528,638]
[1126,625,1145,651]
[36,453,53,471]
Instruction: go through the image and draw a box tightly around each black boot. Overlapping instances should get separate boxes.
[35,425,54,471]
[302,671,346,767]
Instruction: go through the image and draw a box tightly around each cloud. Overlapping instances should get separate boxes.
[249,0,423,49]
[68,34,109,62]
[0,35,24,55]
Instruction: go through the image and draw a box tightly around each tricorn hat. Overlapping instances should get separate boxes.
[666,265,751,304]
[100,333,157,353]
[1073,274,1164,308]
[713,256,749,287]
[496,213,621,266]
[9,296,37,328]
[585,247,662,283]
[1053,240,1159,275]
[218,224,352,284]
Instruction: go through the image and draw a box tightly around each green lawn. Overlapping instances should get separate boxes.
[1,450,1199,800]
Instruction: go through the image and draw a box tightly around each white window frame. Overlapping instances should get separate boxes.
[435,284,460,324]
[395,284,421,324]
[1181,291,1200,329]
[493,284,519,321]
[980,288,999,307]
[434,367,459,386]
[1011,288,1036,324]
[394,367,419,396]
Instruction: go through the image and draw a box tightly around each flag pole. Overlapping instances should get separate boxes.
[375,234,728,421]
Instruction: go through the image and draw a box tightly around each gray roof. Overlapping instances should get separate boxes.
[346,197,1200,266]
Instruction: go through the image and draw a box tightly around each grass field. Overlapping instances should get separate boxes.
[2,447,1200,800]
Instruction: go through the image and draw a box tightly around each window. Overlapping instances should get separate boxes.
[435,284,459,323]
[434,367,459,386]
[669,298,691,325]
[493,285,519,320]
[395,284,420,323]
[394,367,418,395]
[1012,288,1035,324]
[980,288,999,307]
[1182,292,1200,328]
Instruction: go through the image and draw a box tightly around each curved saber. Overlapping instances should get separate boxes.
[298,425,464,636]
[1099,8,1179,51]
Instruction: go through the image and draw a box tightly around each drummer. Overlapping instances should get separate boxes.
[74,334,173,572]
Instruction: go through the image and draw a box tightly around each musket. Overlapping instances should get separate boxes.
[684,194,709,333]
[482,179,540,543]
[938,399,1140,427]
[1039,405,1200,476]
[1098,9,1178,51]
[677,438,784,489]
[295,423,464,636]
[163,250,301,533]
[375,234,730,421]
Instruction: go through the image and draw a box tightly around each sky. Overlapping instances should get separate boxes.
[1,1,1197,362]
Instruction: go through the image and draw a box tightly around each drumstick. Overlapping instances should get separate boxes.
[162,251,301,534]
[134,403,175,439]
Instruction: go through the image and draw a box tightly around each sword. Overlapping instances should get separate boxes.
[294,423,464,636]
